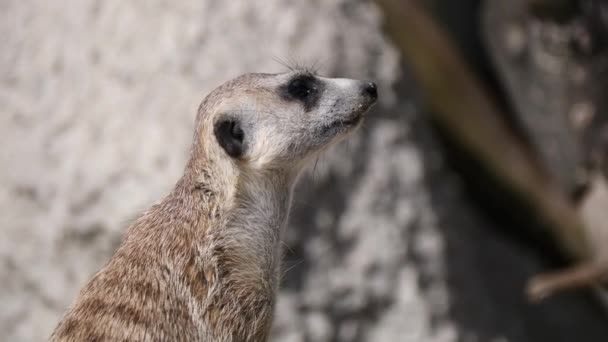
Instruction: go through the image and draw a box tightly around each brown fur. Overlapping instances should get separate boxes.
[50,72,375,341]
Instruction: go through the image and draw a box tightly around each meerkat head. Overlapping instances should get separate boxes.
[195,71,377,174]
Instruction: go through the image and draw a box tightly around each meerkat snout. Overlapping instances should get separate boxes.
[361,81,378,99]
[51,70,377,342]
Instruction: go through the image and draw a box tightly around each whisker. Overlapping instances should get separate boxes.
[281,240,295,255]
[312,154,321,181]
[281,258,306,279]
[272,56,295,72]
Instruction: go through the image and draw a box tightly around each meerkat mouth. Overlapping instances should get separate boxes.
[318,113,364,137]
[335,114,363,127]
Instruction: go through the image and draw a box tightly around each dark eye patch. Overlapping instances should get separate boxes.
[214,117,245,158]
[280,73,323,111]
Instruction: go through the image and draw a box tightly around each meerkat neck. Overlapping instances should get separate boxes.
[188,165,297,340]
[231,171,295,273]
[186,152,297,288]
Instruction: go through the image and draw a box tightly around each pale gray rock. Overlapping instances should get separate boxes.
[0,0,454,341]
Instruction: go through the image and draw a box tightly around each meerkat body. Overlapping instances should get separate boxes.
[50,71,377,341]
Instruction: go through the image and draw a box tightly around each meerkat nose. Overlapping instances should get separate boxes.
[362,81,378,101]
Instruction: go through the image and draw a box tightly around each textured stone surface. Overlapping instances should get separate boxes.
[0,1,454,341]
[5,1,608,341]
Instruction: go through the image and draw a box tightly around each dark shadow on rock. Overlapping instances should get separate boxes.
[410,94,608,341]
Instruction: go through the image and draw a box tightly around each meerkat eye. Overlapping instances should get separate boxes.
[214,118,245,158]
[280,73,323,111]
[286,74,317,99]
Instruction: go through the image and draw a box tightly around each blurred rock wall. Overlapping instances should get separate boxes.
[5,1,608,341]
[0,1,454,341]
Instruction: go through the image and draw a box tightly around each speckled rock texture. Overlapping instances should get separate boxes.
[0,1,453,341]
[3,1,608,342]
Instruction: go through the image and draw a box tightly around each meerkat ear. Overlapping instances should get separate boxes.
[214,117,245,158]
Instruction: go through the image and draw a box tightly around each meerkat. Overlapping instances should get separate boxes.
[50,70,378,341]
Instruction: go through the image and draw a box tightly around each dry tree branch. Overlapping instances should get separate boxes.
[375,0,605,301]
